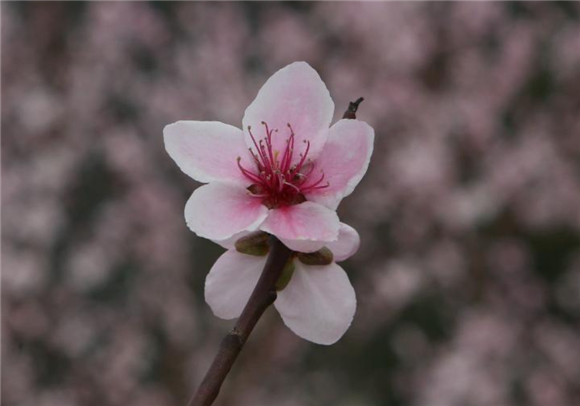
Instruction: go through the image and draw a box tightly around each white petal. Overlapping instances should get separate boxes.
[279,238,327,253]
[212,231,251,250]
[164,121,252,184]
[305,119,374,209]
[205,251,267,319]
[185,182,268,240]
[326,223,360,262]
[275,261,356,345]
[242,62,334,164]
[260,201,340,243]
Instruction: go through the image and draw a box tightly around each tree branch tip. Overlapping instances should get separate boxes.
[342,97,365,120]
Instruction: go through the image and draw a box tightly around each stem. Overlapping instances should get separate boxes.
[187,237,293,406]
[342,97,364,119]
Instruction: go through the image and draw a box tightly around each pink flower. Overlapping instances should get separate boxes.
[205,223,361,345]
[164,62,374,252]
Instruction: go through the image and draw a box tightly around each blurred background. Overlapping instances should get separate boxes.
[2,2,580,406]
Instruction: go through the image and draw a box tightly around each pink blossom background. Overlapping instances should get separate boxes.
[3,2,580,406]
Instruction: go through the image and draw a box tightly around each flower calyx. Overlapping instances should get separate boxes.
[275,258,296,291]
[297,247,334,266]
[235,231,270,256]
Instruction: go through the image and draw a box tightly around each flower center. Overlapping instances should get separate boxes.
[237,122,328,209]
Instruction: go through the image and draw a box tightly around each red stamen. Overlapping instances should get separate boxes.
[247,126,269,169]
[295,140,310,173]
[238,122,329,208]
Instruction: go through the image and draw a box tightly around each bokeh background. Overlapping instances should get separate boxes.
[3,2,580,406]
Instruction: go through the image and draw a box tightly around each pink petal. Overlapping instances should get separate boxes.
[305,119,374,209]
[164,121,252,184]
[279,238,326,254]
[212,231,251,250]
[275,261,356,345]
[205,251,266,319]
[185,182,268,240]
[260,201,340,244]
[326,223,360,262]
[242,62,334,164]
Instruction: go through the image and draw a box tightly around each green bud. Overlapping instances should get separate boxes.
[234,231,270,256]
[275,259,296,291]
[297,247,334,266]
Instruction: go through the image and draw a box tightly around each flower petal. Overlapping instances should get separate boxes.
[164,121,253,184]
[275,261,356,345]
[242,62,334,164]
[205,251,266,319]
[212,231,251,250]
[185,182,268,240]
[305,119,374,209]
[260,201,340,244]
[279,238,326,254]
[326,223,360,262]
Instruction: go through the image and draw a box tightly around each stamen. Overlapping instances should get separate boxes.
[247,126,269,167]
[284,181,301,193]
[238,122,329,208]
[237,157,263,184]
[295,140,310,173]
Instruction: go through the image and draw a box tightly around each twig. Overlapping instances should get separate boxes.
[342,97,364,119]
[187,237,293,406]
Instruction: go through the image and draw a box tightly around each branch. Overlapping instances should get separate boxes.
[187,237,293,406]
[342,97,364,119]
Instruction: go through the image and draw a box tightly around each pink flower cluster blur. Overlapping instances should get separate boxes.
[3,2,580,406]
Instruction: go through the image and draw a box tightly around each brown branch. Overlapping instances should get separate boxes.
[187,237,293,406]
[342,97,364,119]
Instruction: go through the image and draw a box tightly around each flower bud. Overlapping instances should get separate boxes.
[275,259,296,291]
[297,247,334,266]
[234,231,270,256]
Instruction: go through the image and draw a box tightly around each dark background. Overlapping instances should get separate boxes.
[2,2,580,406]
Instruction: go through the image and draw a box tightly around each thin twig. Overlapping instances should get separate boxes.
[187,237,293,406]
[342,97,364,119]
